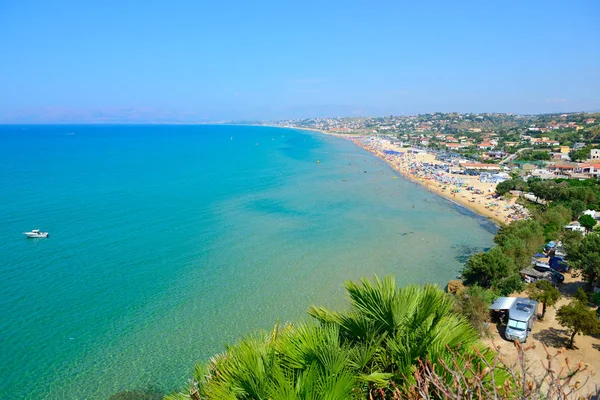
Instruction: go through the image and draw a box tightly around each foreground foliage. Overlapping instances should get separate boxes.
[453,285,497,334]
[396,341,595,400]
[166,277,493,399]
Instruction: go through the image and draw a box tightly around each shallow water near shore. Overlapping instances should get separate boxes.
[0,125,495,399]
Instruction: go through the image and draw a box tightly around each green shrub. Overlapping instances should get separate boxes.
[494,274,524,296]
[575,287,589,303]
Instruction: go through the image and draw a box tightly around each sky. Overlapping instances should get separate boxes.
[0,0,599,122]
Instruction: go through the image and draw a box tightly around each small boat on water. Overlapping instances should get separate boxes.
[23,229,49,238]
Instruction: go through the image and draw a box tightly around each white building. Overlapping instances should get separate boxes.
[565,221,586,234]
[583,209,596,219]
[578,163,600,179]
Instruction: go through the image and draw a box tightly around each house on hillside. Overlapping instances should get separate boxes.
[547,163,577,177]
[559,146,570,154]
[541,139,560,146]
[578,163,600,179]
[530,168,555,180]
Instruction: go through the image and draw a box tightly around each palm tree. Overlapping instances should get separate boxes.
[166,324,357,400]
[308,276,488,389]
[167,276,496,399]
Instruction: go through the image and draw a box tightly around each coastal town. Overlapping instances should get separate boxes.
[268,112,600,180]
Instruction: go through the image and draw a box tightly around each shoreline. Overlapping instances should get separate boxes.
[273,125,517,226]
[350,139,508,226]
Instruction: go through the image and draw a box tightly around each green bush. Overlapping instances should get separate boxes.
[453,286,499,334]
[589,291,600,305]
[462,247,517,288]
[575,287,589,303]
[494,274,524,296]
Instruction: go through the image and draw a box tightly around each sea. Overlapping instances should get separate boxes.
[0,124,496,399]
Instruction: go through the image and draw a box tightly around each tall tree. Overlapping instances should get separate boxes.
[526,280,561,320]
[462,247,517,288]
[494,220,545,268]
[569,147,591,162]
[568,233,600,286]
[569,200,587,218]
[556,300,600,349]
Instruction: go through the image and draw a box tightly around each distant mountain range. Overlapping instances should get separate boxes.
[0,105,395,124]
[0,107,213,124]
[2,106,598,124]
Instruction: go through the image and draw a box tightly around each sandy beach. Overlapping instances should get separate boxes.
[317,131,527,225]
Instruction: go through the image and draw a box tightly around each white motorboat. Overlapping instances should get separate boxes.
[23,229,49,238]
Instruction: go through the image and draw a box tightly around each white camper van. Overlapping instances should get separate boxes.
[490,297,538,343]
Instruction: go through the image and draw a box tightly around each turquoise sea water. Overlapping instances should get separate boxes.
[0,125,496,399]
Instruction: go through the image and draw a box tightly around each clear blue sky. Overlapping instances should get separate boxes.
[1,0,599,122]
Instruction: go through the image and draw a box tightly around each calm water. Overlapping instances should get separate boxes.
[0,125,495,399]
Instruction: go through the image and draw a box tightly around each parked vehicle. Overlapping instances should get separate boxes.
[505,298,538,343]
[489,297,539,343]
[532,264,565,283]
[549,256,569,273]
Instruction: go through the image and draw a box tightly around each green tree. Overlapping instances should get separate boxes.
[532,151,550,161]
[556,300,600,348]
[578,214,597,232]
[569,199,587,218]
[574,287,588,303]
[462,247,517,288]
[562,229,584,255]
[590,291,600,305]
[569,147,591,162]
[495,178,529,196]
[526,280,561,320]
[535,205,572,241]
[569,233,600,286]
[494,274,524,296]
[494,220,545,268]
[496,179,514,196]
[453,285,497,333]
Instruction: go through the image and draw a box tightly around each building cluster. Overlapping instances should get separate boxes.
[267,112,600,180]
